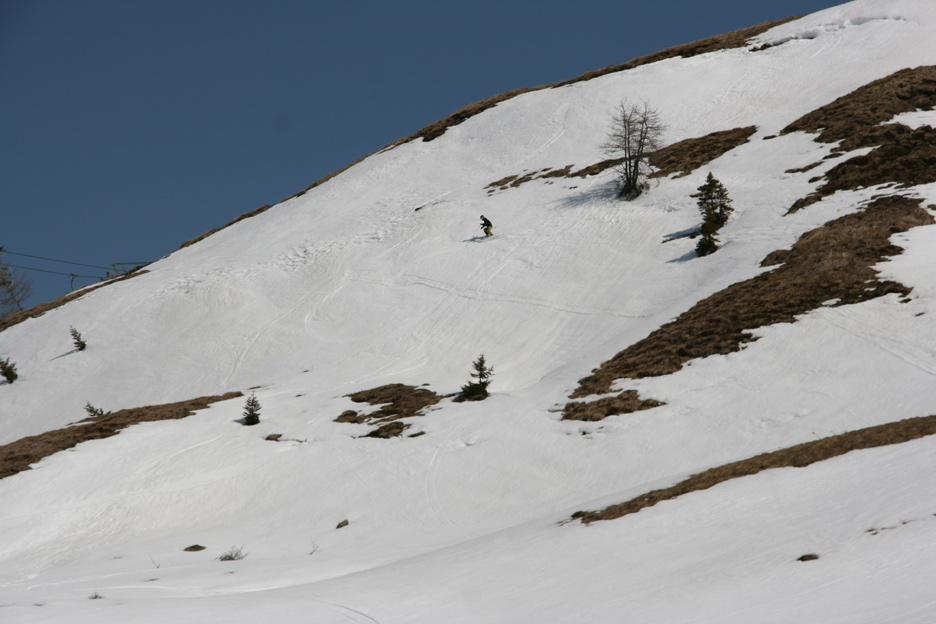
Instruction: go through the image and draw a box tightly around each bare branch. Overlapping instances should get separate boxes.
[601,100,666,200]
[0,262,32,317]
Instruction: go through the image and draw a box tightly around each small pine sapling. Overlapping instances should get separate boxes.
[70,326,87,351]
[460,354,494,401]
[0,357,17,384]
[84,401,106,418]
[243,393,261,426]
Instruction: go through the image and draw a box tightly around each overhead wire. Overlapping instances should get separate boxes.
[5,263,102,279]
[1,250,113,271]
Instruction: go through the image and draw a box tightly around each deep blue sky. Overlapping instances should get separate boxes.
[2,0,842,307]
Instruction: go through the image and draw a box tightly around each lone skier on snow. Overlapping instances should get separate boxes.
[480,215,493,237]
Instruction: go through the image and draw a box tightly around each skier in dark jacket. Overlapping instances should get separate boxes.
[480,215,493,237]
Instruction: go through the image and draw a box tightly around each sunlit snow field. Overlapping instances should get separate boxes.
[2,1,936,621]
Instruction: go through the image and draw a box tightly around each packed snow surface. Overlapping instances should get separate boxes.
[2,1,936,621]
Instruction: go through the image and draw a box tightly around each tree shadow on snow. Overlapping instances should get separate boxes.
[552,182,620,209]
[668,249,700,264]
[50,349,80,362]
[663,226,701,241]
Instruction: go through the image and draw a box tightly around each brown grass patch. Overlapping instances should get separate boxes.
[571,412,936,524]
[0,392,242,480]
[782,66,936,211]
[335,384,445,438]
[0,269,148,335]
[648,126,758,178]
[179,205,272,249]
[485,126,757,194]
[485,166,576,193]
[567,196,933,404]
[782,67,936,146]
[562,391,664,422]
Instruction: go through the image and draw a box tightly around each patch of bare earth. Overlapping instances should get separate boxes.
[782,66,936,212]
[570,413,936,524]
[565,196,933,417]
[0,269,148,335]
[179,205,272,249]
[562,390,664,422]
[485,126,757,194]
[648,126,758,178]
[335,384,445,438]
[0,392,242,480]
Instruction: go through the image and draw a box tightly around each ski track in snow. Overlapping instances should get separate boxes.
[222,289,318,386]
[424,425,462,531]
[819,305,936,377]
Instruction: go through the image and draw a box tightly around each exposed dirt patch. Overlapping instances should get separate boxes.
[0,269,148,335]
[783,67,936,146]
[570,412,936,524]
[562,391,664,422]
[485,166,577,194]
[568,196,933,404]
[335,384,446,438]
[179,205,272,249]
[782,66,936,211]
[648,126,758,178]
[790,124,936,212]
[0,392,242,480]
[485,126,757,194]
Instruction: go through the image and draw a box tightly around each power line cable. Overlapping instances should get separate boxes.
[1,250,113,271]
[6,263,102,279]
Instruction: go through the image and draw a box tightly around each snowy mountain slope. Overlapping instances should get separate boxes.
[3,1,936,621]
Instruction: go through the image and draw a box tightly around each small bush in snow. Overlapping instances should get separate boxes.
[0,357,17,383]
[70,326,87,351]
[695,230,720,257]
[218,545,247,561]
[84,401,106,418]
[460,354,494,401]
[243,393,261,426]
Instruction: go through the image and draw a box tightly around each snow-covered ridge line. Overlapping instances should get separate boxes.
[173,17,803,254]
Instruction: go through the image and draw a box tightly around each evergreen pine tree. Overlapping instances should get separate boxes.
[243,393,261,426]
[691,172,733,256]
[0,357,17,384]
[460,354,494,401]
[70,326,87,351]
[695,230,720,257]
[693,172,733,228]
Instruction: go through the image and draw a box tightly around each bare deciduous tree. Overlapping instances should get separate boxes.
[0,249,32,317]
[601,100,666,200]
